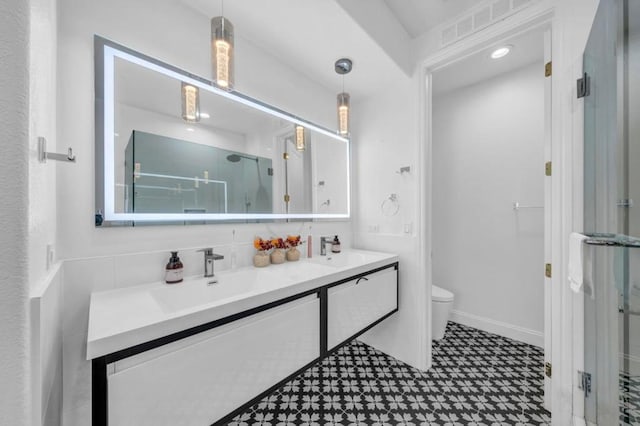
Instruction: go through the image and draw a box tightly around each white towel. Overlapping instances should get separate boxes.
[568,232,589,293]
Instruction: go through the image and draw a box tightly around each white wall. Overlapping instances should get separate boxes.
[56,0,352,424]
[351,77,425,370]
[1,0,61,424]
[29,0,58,287]
[57,0,348,259]
[432,63,545,345]
[0,0,32,424]
[30,265,63,426]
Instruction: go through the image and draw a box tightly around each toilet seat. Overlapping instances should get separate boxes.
[432,285,454,302]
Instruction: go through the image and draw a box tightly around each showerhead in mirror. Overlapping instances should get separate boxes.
[226,153,257,163]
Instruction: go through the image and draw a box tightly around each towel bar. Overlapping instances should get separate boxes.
[512,202,543,210]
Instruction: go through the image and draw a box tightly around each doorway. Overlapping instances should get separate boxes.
[423,22,553,410]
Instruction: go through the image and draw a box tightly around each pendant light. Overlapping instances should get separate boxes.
[211,0,234,89]
[181,82,200,123]
[335,58,353,137]
[295,124,305,151]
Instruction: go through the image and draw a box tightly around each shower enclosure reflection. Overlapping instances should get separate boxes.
[123,131,273,215]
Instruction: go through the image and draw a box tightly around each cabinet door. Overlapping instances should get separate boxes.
[327,267,397,350]
[107,295,319,426]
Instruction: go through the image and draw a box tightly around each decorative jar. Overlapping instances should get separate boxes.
[253,251,270,268]
[270,248,285,264]
[286,247,301,261]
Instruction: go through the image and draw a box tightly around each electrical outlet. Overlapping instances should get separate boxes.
[46,244,54,270]
[404,223,413,234]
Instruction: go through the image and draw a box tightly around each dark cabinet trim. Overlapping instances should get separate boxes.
[91,261,399,426]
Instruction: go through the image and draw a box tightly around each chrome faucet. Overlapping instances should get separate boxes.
[198,248,224,283]
[320,236,333,256]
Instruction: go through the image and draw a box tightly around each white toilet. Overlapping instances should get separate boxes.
[432,285,454,340]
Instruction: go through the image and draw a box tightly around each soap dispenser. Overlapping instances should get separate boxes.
[331,235,341,253]
[165,251,184,284]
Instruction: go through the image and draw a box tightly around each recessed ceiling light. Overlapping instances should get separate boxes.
[490,45,512,59]
[200,112,210,119]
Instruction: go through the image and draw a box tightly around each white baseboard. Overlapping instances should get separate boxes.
[572,415,586,426]
[450,310,544,348]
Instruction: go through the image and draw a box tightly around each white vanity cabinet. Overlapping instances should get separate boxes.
[89,253,399,426]
[327,267,398,350]
[107,295,319,426]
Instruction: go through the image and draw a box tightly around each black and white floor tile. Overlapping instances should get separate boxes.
[620,372,640,425]
[229,322,550,425]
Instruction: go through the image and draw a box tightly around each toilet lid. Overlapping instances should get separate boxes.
[432,285,454,302]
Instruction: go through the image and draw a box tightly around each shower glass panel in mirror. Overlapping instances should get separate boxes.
[95,36,350,225]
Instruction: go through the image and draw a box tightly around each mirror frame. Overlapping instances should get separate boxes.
[94,35,351,225]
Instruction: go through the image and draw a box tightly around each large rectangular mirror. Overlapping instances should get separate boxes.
[95,36,350,225]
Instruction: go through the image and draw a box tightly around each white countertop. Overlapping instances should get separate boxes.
[87,249,398,359]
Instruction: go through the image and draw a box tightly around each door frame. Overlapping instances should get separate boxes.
[418,3,555,410]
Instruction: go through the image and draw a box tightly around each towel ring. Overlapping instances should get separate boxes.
[381,194,399,217]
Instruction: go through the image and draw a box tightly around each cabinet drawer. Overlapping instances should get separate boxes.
[107,295,319,426]
[327,267,397,350]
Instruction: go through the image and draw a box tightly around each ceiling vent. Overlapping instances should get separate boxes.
[439,0,538,47]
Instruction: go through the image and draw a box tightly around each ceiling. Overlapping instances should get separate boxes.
[177,1,492,101]
[432,27,545,95]
[384,0,484,38]
[182,0,409,100]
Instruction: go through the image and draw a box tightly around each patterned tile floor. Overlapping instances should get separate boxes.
[228,322,550,425]
[620,372,640,425]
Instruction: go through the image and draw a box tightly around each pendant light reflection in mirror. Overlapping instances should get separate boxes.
[335,58,352,137]
[295,124,306,151]
[211,0,234,90]
[181,82,201,123]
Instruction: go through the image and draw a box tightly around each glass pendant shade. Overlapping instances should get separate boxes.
[337,92,350,136]
[211,16,234,89]
[295,125,305,151]
[181,82,200,122]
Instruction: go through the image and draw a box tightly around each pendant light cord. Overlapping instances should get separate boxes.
[221,0,224,16]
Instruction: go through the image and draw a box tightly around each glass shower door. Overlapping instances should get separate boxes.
[583,0,640,424]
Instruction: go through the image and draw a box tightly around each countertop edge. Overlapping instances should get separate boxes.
[87,252,399,360]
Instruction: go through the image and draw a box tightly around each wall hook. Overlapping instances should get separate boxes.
[396,166,411,175]
[38,137,76,163]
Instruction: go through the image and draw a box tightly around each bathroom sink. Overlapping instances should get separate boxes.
[150,263,335,314]
[309,251,377,268]
[151,269,270,313]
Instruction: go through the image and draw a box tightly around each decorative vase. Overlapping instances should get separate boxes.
[286,247,301,261]
[270,248,285,264]
[253,251,270,267]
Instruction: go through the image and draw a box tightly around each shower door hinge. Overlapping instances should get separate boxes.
[545,263,552,278]
[545,362,552,378]
[577,73,591,98]
[545,61,552,77]
[545,161,552,176]
[578,370,592,397]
